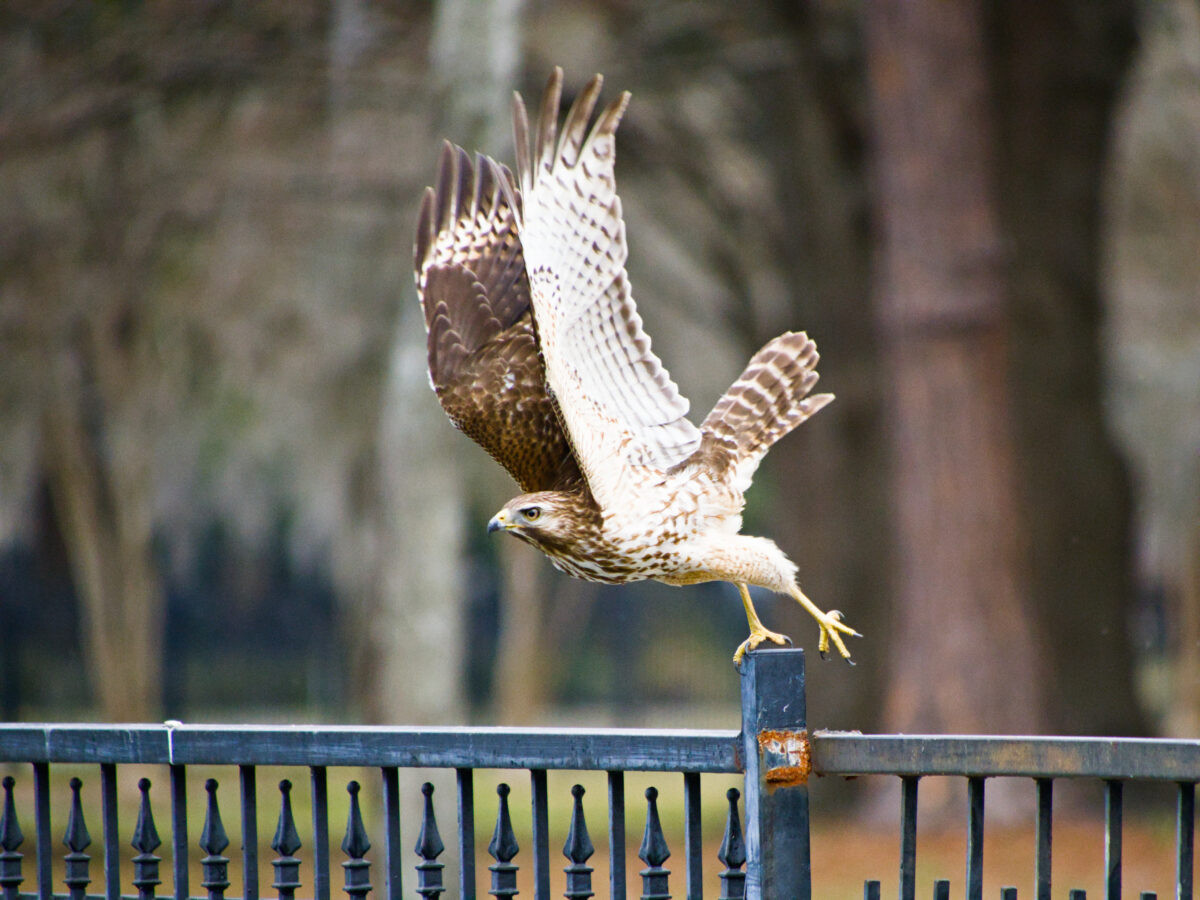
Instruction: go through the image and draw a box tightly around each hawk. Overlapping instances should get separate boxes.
[414,68,858,665]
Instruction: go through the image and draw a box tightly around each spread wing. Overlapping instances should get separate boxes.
[509,68,702,510]
[414,142,583,493]
[682,332,834,495]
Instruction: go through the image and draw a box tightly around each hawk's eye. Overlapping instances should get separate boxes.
[521,506,541,522]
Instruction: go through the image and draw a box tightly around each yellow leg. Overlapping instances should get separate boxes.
[787,584,861,662]
[732,582,792,665]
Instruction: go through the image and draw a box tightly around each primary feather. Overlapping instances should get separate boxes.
[414,143,583,493]
[513,70,701,510]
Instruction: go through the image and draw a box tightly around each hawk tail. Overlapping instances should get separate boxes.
[691,332,833,488]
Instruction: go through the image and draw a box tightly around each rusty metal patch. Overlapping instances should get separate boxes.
[758,728,811,788]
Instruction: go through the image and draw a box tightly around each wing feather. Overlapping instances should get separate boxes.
[414,141,584,493]
[682,332,834,494]
[513,68,701,509]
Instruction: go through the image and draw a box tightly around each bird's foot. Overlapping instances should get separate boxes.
[815,608,861,664]
[732,626,793,667]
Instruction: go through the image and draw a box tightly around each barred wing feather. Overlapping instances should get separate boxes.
[688,332,834,495]
[512,69,701,509]
[414,142,584,493]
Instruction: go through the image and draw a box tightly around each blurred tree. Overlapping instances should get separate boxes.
[865,0,1043,753]
[369,0,526,725]
[0,2,428,720]
[990,0,1143,737]
[1103,0,1200,736]
[42,321,165,722]
[0,0,1162,742]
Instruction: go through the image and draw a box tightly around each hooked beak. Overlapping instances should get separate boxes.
[487,509,509,534]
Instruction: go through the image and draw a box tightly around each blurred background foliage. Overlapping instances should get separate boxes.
[0,0,1197,749]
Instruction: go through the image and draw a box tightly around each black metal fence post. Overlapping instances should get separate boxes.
[740,648,811,900]
[0,777,24,900]
[199,780,230,900]
[62,779,90,900]
[131,780,161,900]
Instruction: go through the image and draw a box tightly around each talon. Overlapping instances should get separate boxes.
[733,583,796,667]
[732,625,793,668]
[784,585,860,664]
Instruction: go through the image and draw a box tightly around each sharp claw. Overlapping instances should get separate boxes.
[782,634,794,647]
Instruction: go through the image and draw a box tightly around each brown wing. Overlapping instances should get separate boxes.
[414,142,583,492]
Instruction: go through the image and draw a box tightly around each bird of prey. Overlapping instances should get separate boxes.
[414,68,858,665]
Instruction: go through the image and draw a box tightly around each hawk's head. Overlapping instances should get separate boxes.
[487,491,599,556]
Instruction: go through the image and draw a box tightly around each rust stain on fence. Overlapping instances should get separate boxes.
[758,728,811,788]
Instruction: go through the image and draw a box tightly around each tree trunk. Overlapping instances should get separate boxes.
[494,542,551,722]
[865,0,1044,756]
[366,0,527,728]
[992,0,1143,737]
[43,347,163,722]
[1099,0,1198,736]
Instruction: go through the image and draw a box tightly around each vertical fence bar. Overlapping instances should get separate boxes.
[717,789,746,900]
[487,783,519,898]
[739,648,811,900]
[100,764,120,900]
[62,778,91,900]
[132,778,162,900]
[414,782,445,898]
[380,768,402,900]
[271,780,303,900]
[899,776,918,900]
[608,771,626,900]
[200,780,231,900]
[1178,782,1194,900]
[862,881,880,900]
[1000,889,1017,900]
[0,775,24,900]
[170,765,188,900]
[530,769,550,900]
[563,785,594,900]
[457,769,475,900]
[1104,780,1122,900]
[932,880,949,900]
[240,765,259,900]
[637,788,670,900]
[1035,777,1053,900]
[32,762,50,900]
[341,782,371,900]
[683,772,701,900]
[311,767,331,900]
[966,776,984,900]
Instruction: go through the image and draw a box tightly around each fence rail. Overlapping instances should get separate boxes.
[813,732,1200,780]
[0,725,742,773]
[2,650,1199,899]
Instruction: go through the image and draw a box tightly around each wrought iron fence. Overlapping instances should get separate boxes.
[1,649,1199,899]
[813,731,1200,899]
